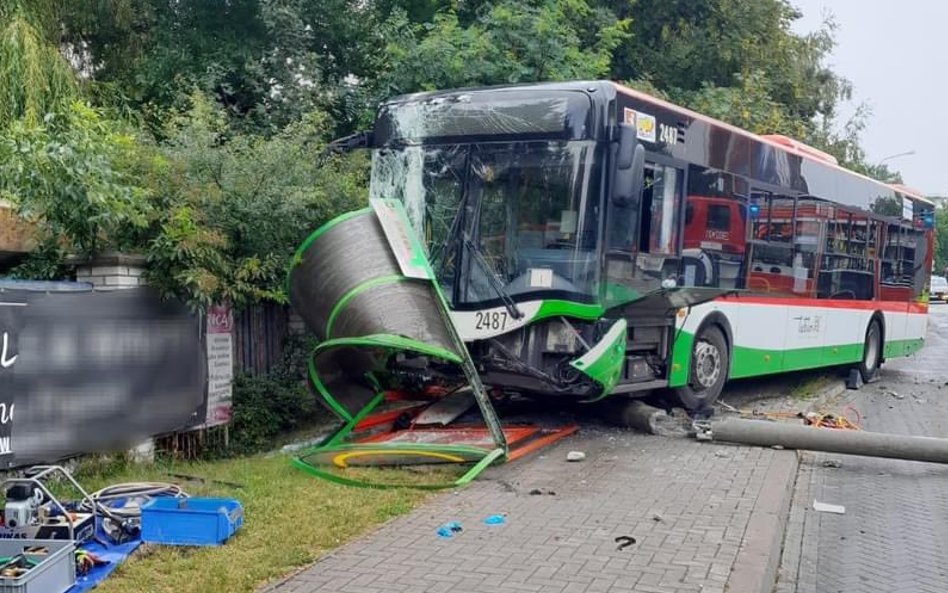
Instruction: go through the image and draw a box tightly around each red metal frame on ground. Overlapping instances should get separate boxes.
[356,424,580,460]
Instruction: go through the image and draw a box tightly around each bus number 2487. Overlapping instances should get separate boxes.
[474,311,508,331]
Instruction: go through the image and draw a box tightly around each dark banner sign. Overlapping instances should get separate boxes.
[0,287,205,468]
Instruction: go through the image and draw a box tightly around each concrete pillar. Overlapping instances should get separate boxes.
[73,252,147,288]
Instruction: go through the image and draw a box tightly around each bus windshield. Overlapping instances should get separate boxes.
[370,140,603,307]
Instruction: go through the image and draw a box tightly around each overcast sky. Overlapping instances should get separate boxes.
[790,0,948,196]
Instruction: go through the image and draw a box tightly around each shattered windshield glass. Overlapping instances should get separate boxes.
[373,90,591,145]
[370,141,603,307]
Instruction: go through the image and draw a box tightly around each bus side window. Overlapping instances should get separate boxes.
[906,225,929,300]
[816,206,875,301]
[880,224,903,302]
[793,198,826,298]
[681,165,747,288]
[747,192,795,295]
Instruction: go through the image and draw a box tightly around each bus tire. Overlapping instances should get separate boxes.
[673,325,729,411]
[858,319,882,382]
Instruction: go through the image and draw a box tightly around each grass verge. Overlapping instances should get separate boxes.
[74,453,451,593]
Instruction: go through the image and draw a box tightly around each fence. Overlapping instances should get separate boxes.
[232,301,291,375]
[157,301,309,459]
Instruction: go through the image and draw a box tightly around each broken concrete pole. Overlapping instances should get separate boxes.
[710,418,948,465]
[601,400,687,436]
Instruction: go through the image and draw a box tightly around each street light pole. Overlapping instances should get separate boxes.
[878,150,916,167]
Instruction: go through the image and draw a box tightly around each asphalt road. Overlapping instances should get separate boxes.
[777,303,948,593]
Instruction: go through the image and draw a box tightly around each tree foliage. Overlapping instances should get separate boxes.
[143,94,368,308]
[0,102,149,255]
[611,0,849,121]
[0,0,911,309]
[0,2,78,126]
[376,0,630,96]
[936,207,948,275]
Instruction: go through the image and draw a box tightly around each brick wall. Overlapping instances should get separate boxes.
[73,253,147,288]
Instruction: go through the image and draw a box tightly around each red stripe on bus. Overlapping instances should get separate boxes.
[715,294,928,315]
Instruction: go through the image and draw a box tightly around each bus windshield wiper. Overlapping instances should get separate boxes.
[461,235,524,320]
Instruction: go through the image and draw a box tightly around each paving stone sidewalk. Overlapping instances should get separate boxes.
[262,425,794,593]
[777,360,948,590]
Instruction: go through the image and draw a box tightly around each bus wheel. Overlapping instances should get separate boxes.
[858,320,882,382]
[674,325,729,411]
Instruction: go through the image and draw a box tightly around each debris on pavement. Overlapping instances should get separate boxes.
[498,480,517,493]
[822,459,843,468]
[528,488,556,496]
[614,536,636,550]
[803,410,861,430]
[885,390,905,400]
[436,522,463,539]
[713,450,731,458]
[651,513,664,523]
[566,451,586,462]
[813,501,846,514]
[413,388,476,426]
[483,515,506,526]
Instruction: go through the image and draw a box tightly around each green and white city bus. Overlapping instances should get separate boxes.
[358,80,935,410]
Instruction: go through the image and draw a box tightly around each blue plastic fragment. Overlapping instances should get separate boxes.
[483,514,506,526]
[436,521,463,539]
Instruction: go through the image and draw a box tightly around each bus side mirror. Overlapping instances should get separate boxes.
[612,123,645,207]
[317,130,374,165]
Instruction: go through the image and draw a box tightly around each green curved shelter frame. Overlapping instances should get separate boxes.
[286,199,508,488]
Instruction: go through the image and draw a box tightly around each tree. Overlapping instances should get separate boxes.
[0,1,79,127]
[139,94,369,309]
[0,0,903,308]
[374,0,630,98]
[0,102,151,270]
[936,207,948,275]
[607,0,849,122]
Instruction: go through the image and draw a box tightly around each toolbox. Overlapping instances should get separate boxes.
[0,539,75,593]
[141,497,243,546]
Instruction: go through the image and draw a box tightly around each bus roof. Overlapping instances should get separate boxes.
[376,79,933,208]
[608,81,934,208]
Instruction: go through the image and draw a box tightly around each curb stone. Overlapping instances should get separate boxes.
[726,450,799,593]
[725,377,844,593]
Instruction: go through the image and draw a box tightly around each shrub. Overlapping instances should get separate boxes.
[220,333,322,456]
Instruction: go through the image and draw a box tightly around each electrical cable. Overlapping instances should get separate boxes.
[76,482,189,543]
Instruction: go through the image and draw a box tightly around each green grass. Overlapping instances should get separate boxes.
[70,454,451,593]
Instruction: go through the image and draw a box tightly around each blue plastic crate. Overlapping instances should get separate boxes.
[140,497,243,546]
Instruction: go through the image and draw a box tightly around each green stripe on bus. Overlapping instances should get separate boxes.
[535,300,603,322]
[669,332,926,386]
[729,343,864,379]
[668,330,694,388]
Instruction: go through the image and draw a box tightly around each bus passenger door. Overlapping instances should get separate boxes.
[781,198,828,371]
[604,161,683,305]
[635,162,683,287]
